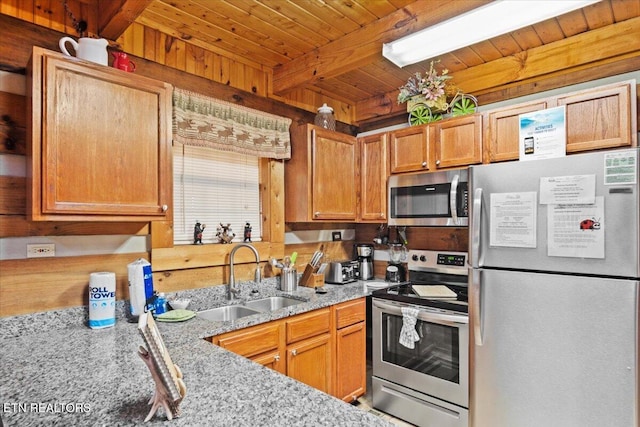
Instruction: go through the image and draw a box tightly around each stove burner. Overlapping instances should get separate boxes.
[372,282,468,314]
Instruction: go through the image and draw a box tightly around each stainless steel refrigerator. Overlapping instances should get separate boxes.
[469,148,639,427]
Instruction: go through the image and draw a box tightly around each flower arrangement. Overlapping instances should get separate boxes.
[397,60,454,111]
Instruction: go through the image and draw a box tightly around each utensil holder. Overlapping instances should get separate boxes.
[280,267,298,292]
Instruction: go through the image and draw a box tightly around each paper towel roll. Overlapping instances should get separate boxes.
[88,271,116,329]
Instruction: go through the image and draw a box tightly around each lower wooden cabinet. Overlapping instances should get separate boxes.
[252,349,286,374]
[209,298,366,400]
[333,298,367,402]
[287,333,332,394]
[211,321,286,374]
[335,321,366,402]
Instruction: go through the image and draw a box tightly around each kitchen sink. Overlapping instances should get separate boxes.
[198,305,261,322]
[244,296,304,312]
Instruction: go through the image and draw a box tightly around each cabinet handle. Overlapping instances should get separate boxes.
[274,355,280,362]
[161,204,168,212]
[435,160,441,166]
[352,395,357,402]
[291,349,297,356]
[314,212,320,217]
[421,161,427,167]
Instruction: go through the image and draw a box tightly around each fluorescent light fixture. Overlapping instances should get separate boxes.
[383,0,601,67]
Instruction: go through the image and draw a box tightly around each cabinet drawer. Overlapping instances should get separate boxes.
[286,307,331,344]
[335,298,365,329]
[216,322,282,358]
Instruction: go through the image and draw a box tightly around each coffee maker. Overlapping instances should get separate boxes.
[355,243,374,280]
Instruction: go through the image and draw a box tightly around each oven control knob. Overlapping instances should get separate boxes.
[412,254,418,261]
[420,255,427,262]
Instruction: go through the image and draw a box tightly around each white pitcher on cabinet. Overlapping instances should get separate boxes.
[59,37,108,65]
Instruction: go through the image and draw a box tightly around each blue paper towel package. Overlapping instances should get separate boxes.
[127,258,155,319]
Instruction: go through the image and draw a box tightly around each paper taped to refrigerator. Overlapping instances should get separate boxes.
[604,149,637,185]
[539,174,595,205]
[489,192,537,248]
[547,196,605,258]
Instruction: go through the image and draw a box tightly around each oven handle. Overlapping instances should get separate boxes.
[373,300,468,325]
[450,173,459,225]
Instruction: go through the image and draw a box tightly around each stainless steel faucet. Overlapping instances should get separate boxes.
[228,243,261,300]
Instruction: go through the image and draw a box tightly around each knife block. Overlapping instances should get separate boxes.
[300,264,323,288]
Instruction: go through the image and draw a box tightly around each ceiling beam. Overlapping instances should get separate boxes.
[355,16,640,123]
[271,0,490,96]
[97,0,154,40]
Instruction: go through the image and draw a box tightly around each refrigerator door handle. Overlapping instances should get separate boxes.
[471,269,484,346]
[450,173,459,225]
[471,187,483,268]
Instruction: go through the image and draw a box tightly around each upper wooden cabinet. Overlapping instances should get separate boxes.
[389,125,429,173]
[431,114,482,169]
[27,47,172,221]
[485,100,550,162]
[358,132,388,222]
[287,124,357,221]
[389,114,482,173]
[484,80,637,163]
[556,82,636,152]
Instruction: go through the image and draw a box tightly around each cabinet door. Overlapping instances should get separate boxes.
[334,321,366,402]
[28,47,172,221]
[485,100,549,162]
[311,128,357,220]
[433,114,482,169]
[358,133,388,222]
[555,82,635,153]
[389,125,429,173]
[287,333,332,394]
[251,349,286,374]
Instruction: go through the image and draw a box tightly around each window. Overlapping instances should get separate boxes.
[173,144,262,245]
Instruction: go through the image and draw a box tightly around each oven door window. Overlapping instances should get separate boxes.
[381,312,460,384]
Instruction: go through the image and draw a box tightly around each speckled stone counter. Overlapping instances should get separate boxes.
[0,279,393,426]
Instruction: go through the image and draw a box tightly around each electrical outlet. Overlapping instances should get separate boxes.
[332,231,342,241]
[26,243,55,258]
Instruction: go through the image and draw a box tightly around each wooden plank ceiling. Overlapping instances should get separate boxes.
[96,0,640,125]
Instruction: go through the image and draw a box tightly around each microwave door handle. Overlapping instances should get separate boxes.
[373,300,468,325]
[450,174,459,225]
[471,188,483,268]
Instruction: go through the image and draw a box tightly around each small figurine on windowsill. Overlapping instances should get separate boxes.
[244,222,252,242]
[193,221,206,245]
[216,223,235,244]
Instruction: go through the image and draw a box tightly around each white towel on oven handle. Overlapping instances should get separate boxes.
[399,306,420,349]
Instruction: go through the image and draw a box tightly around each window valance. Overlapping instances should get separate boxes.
[172,88,291,159]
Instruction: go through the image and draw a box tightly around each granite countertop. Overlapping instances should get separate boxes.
[0,279,394,426]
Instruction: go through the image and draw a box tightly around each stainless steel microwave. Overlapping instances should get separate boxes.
[388,168,468,227]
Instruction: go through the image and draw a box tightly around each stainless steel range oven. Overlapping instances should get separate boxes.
[372,250,469,427]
